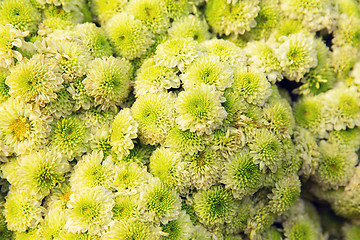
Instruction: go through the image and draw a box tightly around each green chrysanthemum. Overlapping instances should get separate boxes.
[83,56,132,111]
[330,45,359,80]
[249,128,284,173]
[70,151,114,192]
[4,187,44,232]
[283,215,320,240]
[168,15,211,42]
[154,37,200,72]
[165,127,207,155]
[333,15,360,49]
[90,0,127,25]
[205,0,260,37]
[138,177,182,224]
[134,58,180,97]
[6,54,63,106]
[192,185,237,228]
[0,71,10,103]
[73,23,113,58]
[131,93,175,145]
[222,152,263,199]
[314,141,358,190]
[0,0,40,33]
[161,210,193,240]
[110,108,138,158]
[0,98,51,155]
[112,194,139,221]
[201,39,247,68]
[103,219,161,240]
[175,84,227,135]
[180,54,234,91]
[105,12,154,60]
[327,127,360,151]
[50,115,89,160]
[126,0,170,35]
[231,67,272,106]
[65,186,114,235]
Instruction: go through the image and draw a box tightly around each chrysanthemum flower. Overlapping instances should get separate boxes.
[138,177,182,224]
[0,0,40,33]
[161,210,193,240]
[132,92,175,145]
[126,0,170,35]
[165,127,207,155]
[65,186,115,235]
[276,33,318,82]
[83,56,132,111]
[201,39,247,68]
[154,37,200,72]
[231,67,272,106]
[4,187,45,232]
[168,15,211,42]
[222,152,263,199]
[192,185,237,228]
[135,58,181,97]
[70,151,114,192]
[6,54,63,106]
[49,115,89,160]
[175,84,227,135]
[330,45,359,80]
[112,162,151,195]
[112,194,139,221]
[283,215,321,240]
[180,54,234,91]
[73,23,113,58]
[327,127,360,151]
[105,12,154,60]
[103,219,162,240]
[249,128,284,173]
[205,0,260,37]
[110,108,138,158]
[90,0,127,25]
[333,14,360,48]
[0,98,51,155]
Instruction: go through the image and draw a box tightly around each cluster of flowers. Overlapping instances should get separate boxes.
[0,0,359,239]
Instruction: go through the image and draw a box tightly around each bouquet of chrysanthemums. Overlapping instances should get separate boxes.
[0,0,360,239]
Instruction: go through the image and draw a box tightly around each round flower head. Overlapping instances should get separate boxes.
[231,67,272,106]
[138,177,182,224]
[0,71,10,103]
[73,23,113,58]
[154,37,200,72]
[103,219,161,240]
[126,0,170,34]
[83,56,132,111]
[131,92,175,145]
[90,0,127,25]
[211,128,246,157]
[161,210,193,240]
[15,149,70,199]
[70,151,114,192]
[249,128,284,173]
[49,115,89,160]
[324,86,360,131]
[165,127,207,155]
[168,15,211,42]
[110,108,138,158]
[183,148,224,191]
[65,186,115,235]
[268,174,301,214]
[67,78,93,111]
[180,54,234,91]
[112,162,151,195]
[163,0,189,20]
[175,84,227,135]
[105,12,154,60]
[280,0,336,32]
[0,0,40,33]
[135,58,180,97]
[245,41,282,83]
[276,33,318,82]
[201,39,247,68]
[149,147,186,191]
[0,98,50,155]
[205,0,260,37]
[331,45,359,80]
[0,24,29,69]
[112,194,139,221]
[6,54,63,106]
[314,141,358,190]
[4,187,44,232]
[328,127,360,151]
[222,152,263,199]
[192,185,237,228]
[283,215,321,240]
